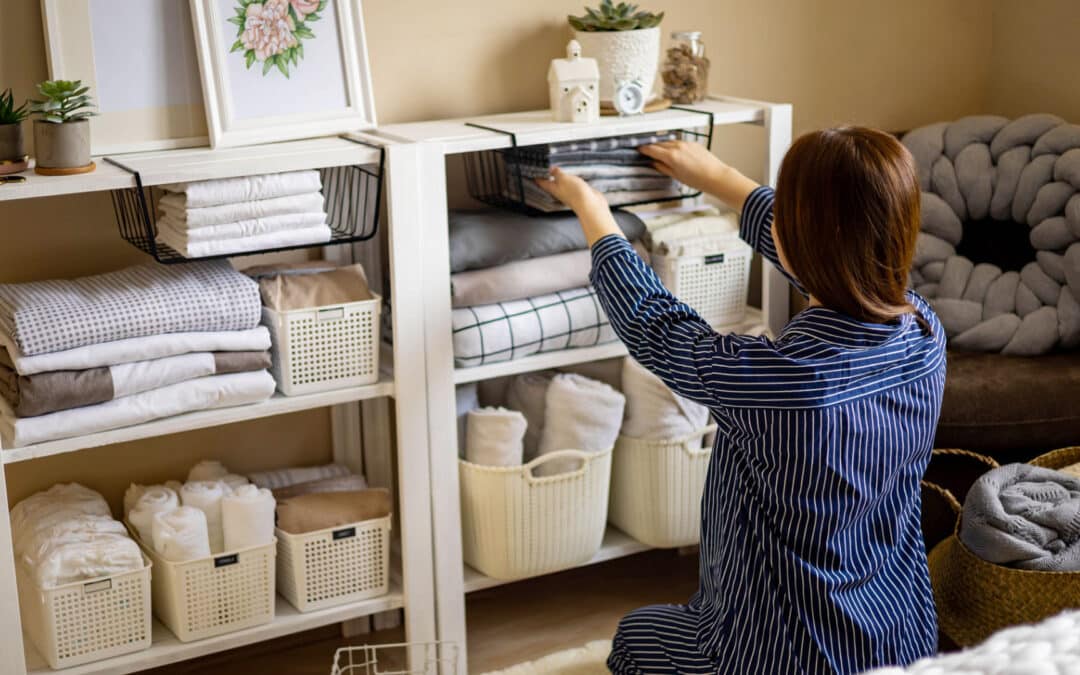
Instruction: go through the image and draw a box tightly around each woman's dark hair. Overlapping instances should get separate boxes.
[773,126,928,330]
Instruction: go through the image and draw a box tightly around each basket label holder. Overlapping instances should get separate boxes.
[214,553,240,568]
[82,578,113,595]
[332,527,357,540]
[704,253,726,265]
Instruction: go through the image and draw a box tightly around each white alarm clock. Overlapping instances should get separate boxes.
[613,79,646,116]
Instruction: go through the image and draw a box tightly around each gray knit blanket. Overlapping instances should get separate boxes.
[960,463,1080,571]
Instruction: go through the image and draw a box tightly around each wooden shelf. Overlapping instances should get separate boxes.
[0,135,381,203]
[463,527,654,594]
[24,586,404,675]
[1,377,395,463]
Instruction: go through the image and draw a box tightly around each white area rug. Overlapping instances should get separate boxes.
[480,640,611,675]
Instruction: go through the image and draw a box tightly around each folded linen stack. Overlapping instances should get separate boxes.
[156,170,331,258]
[0,261,277,447]
[448,209,649,367]
[11,483,144,588]
[504,132,684,212]
[639,204,741,256]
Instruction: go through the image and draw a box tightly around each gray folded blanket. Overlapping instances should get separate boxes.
[505,132,678,167]
[448,209,645,273]
[961,463,1080,571]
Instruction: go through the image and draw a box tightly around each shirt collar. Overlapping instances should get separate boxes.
[779,305,912,349]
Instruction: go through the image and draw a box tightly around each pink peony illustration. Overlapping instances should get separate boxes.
[240,0,298,61]
[290,0,320,16]
[231,0,325,77]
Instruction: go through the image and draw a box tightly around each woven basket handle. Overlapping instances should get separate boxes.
[524,449,592,484]
[680,425,718,457]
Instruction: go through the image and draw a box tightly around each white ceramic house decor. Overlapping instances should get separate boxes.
[548,40,600,123]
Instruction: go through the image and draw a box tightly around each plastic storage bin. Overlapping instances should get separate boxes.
[131,531,276,643]
[276,514,392,613]
[608,427,715,548]
[262,293,382,396]
[652,235,753,328]
[459,448,612,581]
[16,559,152,669]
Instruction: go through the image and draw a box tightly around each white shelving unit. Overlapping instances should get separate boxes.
[381,95,793,673]
[0,137,438,674]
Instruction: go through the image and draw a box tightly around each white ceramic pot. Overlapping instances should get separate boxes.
[573,26,661,103]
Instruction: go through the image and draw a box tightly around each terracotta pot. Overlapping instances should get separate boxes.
[33,119,91,169]
[0,123,24,160]
[573,26,661,103]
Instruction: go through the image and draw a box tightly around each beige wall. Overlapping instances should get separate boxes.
[0,0,1071,506]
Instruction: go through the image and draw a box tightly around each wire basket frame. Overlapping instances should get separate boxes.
[331,643,460,675]
[106,138,384,264]
[464,108,714,215]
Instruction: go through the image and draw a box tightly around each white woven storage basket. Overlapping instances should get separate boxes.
[130,530,275,642]
[16,558,152,669]
[459,448,612,581]
[652,236,753,328]
[609,426,715,548]
[276,514,391,613]
[262,294,381,396]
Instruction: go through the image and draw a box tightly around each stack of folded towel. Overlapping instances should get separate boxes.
[639,204,741,257]
[156,170,331,258]
[124,459,276,560]
[0,261,277,447]
[449,208,649,368]
[11,483,144,588]
[505,132,685,212]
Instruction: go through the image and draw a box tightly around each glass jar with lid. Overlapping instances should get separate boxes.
[661,31,709,104]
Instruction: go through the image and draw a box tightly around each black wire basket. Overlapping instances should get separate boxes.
[464,109,714,215]
[107,142,384,265]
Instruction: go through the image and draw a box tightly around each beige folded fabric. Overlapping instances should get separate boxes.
[256,264,374,311]
[270,475,369,500]
[276,488,392,535]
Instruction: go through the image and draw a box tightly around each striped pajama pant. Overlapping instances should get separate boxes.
[607,604,716,674]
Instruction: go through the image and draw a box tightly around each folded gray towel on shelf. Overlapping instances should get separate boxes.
[505,371,555,462]
[247,463,354,490]
[960,462,1080,571]
[620,358,711,441]
[536,373,625,476]
[465,407,526,467]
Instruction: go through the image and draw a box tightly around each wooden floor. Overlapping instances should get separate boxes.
[146,548,699,674]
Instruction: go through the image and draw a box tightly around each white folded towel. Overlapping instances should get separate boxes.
[620,358,711,441]
[33,534,143,588]
[159,212,327,242]
[221,485,276,550]
[188,460,230,482]
[537,374,625,476]
[159,191,326,229]
[466,407,527,467]
[506,372,555,463]
[158,224,332,259]
[161,170,323,208]
[11,483,111,542]
[17,515,127,564]
[152,507,211,562]
[127,486,181,544]
[180,481,228,554]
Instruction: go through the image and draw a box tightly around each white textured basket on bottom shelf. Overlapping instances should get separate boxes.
[16,559,152,669]
[129,529,276,642]
[609,426,715,548]
[276,514,391,613]
[459,448,613,581]
[652,235,753,328]
[262,293,382,396]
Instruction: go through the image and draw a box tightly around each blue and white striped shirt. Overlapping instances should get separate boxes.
[592,186,946,673]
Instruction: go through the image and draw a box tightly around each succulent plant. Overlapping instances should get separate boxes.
[29,80,96,124]
[569,0,664,31]
[0,88,29,125]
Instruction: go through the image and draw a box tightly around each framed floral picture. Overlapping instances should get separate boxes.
[189,0,377,148]
[41,0,209,154]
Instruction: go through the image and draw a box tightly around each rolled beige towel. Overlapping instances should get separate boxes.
[466,407,527,467]
[537,374,625,476]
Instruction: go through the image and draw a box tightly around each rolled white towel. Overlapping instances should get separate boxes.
[123,484,147,518]
[456,383,479,458]
[33,534,143,588]
[537,374,625,476]
[128,486,181,543]
[220,474,250,492]
[187,460,230,482]
[221,485,276,550]
[466,407,527,467]
[505,371,554,462]
[152,507,211,562]
[621,358,710,441]
[180,481,227,553]
[164,480,184,495]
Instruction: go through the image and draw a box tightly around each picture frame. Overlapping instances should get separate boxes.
[189,0,377,148]
[40,0,209,155]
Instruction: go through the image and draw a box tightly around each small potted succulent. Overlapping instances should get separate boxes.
[569,1,664,104]
[0,88,29,175]
[29,80,97,174]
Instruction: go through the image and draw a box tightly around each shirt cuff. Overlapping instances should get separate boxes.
[739,185,775,243]
[590,234,634,270]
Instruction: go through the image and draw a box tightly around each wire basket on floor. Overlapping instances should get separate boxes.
[331,642,460,675]
[107,139,383,264]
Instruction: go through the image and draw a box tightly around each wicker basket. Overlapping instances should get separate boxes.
[16,559,152,669]
[608,427,715,548]
[924,448,1000,504]
[459,448,612,581]
[276,515,391,613]
[651,235,753,328]
[929,445,1080,647]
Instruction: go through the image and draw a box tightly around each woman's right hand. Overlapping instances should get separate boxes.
[639,141,759,211]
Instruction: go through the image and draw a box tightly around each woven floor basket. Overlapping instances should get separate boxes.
[928,445,1080,647]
